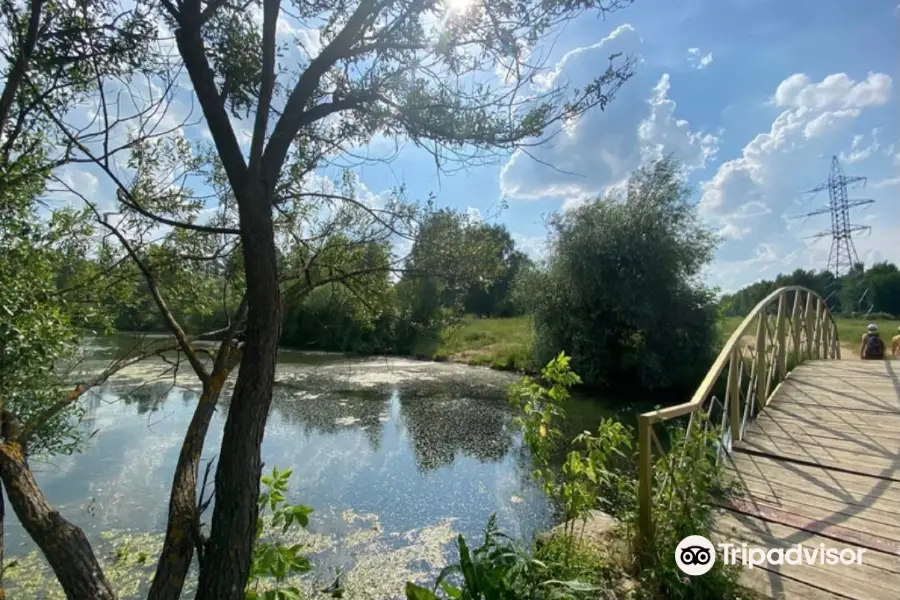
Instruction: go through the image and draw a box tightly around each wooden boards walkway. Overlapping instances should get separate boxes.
[712,359,900,600]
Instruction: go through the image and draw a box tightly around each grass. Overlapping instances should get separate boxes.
[430,314,534,370]
[430,313,900,374]
[719,314,900,357]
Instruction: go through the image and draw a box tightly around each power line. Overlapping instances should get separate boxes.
[791,156,875,313]
[799,156,874,275]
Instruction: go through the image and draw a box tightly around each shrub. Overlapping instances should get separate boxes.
[520,157,720,394]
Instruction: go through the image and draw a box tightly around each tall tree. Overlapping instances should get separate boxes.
[523,156,720,392]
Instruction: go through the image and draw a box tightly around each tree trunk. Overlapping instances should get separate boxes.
[0,443,117,600]
[194,192,282,600]
[147,380,224,600]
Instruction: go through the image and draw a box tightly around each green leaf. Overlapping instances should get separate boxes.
[278,587,302,600]
[404,582,440,600]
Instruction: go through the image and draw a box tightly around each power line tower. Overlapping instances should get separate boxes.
[796,156,874,312]
[801,156,874,275]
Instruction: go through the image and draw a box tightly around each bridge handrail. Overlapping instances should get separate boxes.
[636,286,841,551]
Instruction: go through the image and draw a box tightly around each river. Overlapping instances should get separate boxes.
[4,334,634,599]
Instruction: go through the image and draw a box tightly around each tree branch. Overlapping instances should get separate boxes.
[0,0,44,132]
[17,341,183,448]
[261,0,381,187]
[247,0,281,176]
[174,16,249,194]
[93,211,210,384]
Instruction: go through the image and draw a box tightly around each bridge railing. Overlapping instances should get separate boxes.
[636,286,841,550]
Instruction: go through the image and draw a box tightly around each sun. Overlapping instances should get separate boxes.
[442,0,474,15]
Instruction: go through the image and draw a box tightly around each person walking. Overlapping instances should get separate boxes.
[860,324,885,360]
[892,326,900,360]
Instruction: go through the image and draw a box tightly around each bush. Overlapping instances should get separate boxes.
[628,419,744,600]
[521,157,720,394]
[404,515,604,600]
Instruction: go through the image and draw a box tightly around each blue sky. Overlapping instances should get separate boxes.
[347,0,900,292]
[51,0,900,293]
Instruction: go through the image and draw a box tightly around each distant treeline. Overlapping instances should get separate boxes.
[719,262,900,318]
[73,213,533,356]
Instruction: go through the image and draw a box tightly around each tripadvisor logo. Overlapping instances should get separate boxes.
[674,535,868,576]
[675,535,716,576]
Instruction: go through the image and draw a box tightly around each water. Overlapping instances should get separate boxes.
[6,334,630,598]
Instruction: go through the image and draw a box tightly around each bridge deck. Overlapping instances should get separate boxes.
[712,359,900,600]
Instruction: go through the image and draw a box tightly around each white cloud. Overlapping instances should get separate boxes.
[701,72,898,292]
[701,71,893,234]
[687,47,713,70]
[871,176,900,189]
[500,24,718,205]
[839,128,882,164]
[773,72,892,111]
[511,233,548,261]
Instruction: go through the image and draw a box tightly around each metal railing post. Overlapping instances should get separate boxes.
[814,299,823,359]
[790,291,802,366]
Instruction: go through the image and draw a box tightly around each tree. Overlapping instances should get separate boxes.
[463,223,533,317]
[394,208,508,349]
[523,156,720,392]
[4,0,638,599]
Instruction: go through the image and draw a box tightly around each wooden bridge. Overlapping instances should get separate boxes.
[637,286,900,599]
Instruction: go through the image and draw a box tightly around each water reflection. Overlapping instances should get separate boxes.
[17,358,555,562]
[399,395,513,473]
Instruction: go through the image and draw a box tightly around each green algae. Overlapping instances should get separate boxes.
[4,511,458,600]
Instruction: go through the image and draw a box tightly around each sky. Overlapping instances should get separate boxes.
[47,0,900,294]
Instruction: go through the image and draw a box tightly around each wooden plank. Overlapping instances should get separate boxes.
[729,470,900,521]
[710,524,900,600]
[771,385,900,413]
[733,441,900,479]
[726,453,900,502]
[723,497,900,556]
[763,403,900,432]
[743,430,900,461]
[739,565,856,600]
[714,511,900,574]
[751,414,900,443]
[719,495,900,544]
[739,427,900,461]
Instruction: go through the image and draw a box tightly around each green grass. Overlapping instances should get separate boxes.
[833,317,900,353]
[427,314,900,374]
[718,314,900,354]
[431,315,534,371]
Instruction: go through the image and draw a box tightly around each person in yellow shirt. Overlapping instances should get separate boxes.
[893,326,900,360]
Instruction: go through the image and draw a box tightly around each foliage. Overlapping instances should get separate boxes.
[246,467,315,600]
[432,315,534,371]
[393,209,513,352]
[404,515,601,600]
[509,353,632,546]
[521,157,721,393]
[532,535,614,589]
[0,155,102,456]
[719,261,900,318]
[628,418,743,600]
[462,224,534,318]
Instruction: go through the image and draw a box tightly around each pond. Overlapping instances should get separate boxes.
[5,334,637,599]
